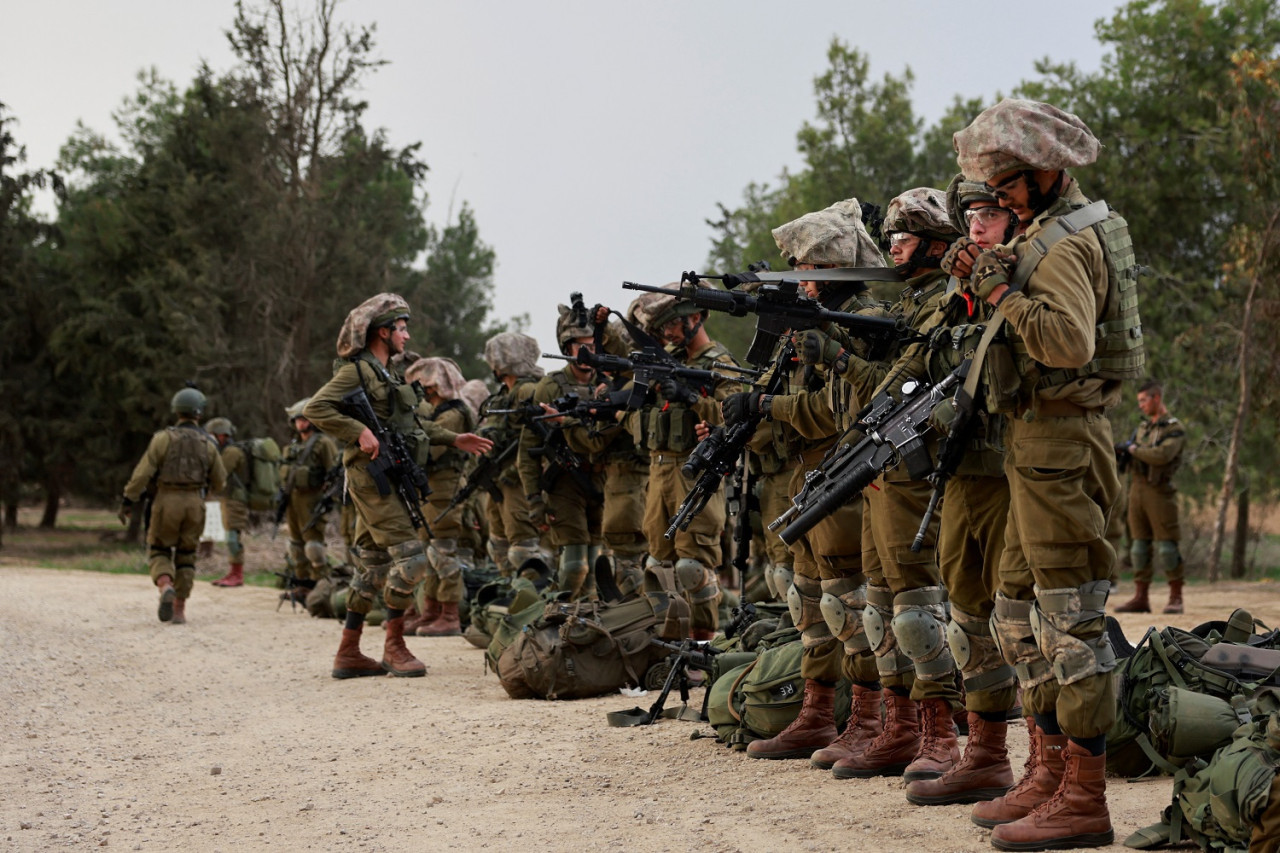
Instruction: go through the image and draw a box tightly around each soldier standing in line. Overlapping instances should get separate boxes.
[518,305,606,600]
[954,99,1143,850]
[1115,379,1187,614]
[477,332,546,578]
[120,387,227,624]
[206,418,249,588]
[404,356,477,636]
[303,294,492,679]
[278,399,340,601]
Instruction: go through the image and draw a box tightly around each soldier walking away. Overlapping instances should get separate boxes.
[954,98,1144,851]
[1115,379,1186,614]
[119,386,227,624]
[206,418,249,587]
[303,294,492,679]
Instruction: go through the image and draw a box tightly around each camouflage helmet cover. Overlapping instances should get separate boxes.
[639,284,704,335]
[555,303,595,349]
[170,387,207,418]
[285,398,311,421]
[459,378,490,418]
[483,332,544,379]
[205,416,234,436]
[771,198,887,268]
[335,292,411,358]
[944,173,999,234]
[883,187,961,243]
[405,356,466,400]
[953,98,1099,183]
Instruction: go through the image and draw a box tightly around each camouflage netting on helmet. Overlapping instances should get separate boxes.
[405,356,466,400]
[883,187,961,243]
[335,292,410,358]
[484,332,544,379]
[636,284,704,335]
[953,98,1099,183]
[205,417,235,437]
[459,379,490,417]
[771,198,886,268]
[555,303,595,349]
[945,173,998,234]
[285,397,311,421]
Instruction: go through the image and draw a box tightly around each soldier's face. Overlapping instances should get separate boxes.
[386,321,410,354]
[887,232,920,266]
[659,316,686,345]
[1137,391,1161,417]
[293,416,312,433]
[794,262,827,299]
[965,202,1014,249]
[987,169,1033,222]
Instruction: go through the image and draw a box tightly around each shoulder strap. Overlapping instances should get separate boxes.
[1010,200,1111,290]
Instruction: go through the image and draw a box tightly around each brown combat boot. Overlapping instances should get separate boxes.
[381,617,427,677]
[746,680,837,760]
[1114,581,1150,613]
[1162,580,1184,615]
[211,563,244,587]
[972,719,1068,828]
[832,691,920,778]
[907,712,1014,805]
[171,597,187,625]
[331,627,385,679]
[417,602,461,636]
[811,685,883,769]
[157,575,176,622]
[904,697,961,781]
[990,741,1113,851]
[403,599,440,634]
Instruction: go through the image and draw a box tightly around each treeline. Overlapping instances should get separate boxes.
[704,0,1280,547]
[0,1,510,531]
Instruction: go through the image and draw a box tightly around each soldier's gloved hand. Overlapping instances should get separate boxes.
[928,398,961,436]
[969,250,1015,303]
[795,328,843,366]
[117,497,133,526]
[722,392,761,427]
[940,237,980,278]
[526,493,550,532]
[658,376,699,406]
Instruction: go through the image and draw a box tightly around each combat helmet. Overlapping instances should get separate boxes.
[171,387,207,419]
[285,398,310,421]
[335,293,411,358]
[638,284,704,338]
[945,173,1016,244]
[953,98,1099,184]
[205,417,235,437]
[483,332,544,380]
[772,198,886,269]
[555,297,595,355]
[883,187,960,243]
[405,356,465,400]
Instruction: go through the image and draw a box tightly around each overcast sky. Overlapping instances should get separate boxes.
[4,0,1125,369]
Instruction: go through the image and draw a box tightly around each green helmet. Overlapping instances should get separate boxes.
[205,417,235,437]
[883,187,961,243]
[170,387,207,419]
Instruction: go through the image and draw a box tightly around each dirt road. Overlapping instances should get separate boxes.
[2,565,1276,852]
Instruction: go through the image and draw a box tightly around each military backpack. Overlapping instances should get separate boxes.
[232,437,282,511]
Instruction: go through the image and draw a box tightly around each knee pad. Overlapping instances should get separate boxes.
[819,576,869,655]
[558,544,591,598]
[1030,581,1118,686]
[226,529,245,561]
[768,565,794,602]
[508,538,543,575]
[456,546,476,574]
[862,584,896,656]
[304,541,327,571]
[174,567,196,599]
[488,536,510,573]
[786,574,831,650]
[1129,538,1151,571]
[990,592,1054,688]
[675,558,719,604]
[890,585,955,682]
[428,538,462,580]
[288,540,307,569]
[946,604,1016,694]
[174,548,197,571]
[1154,540,1181,575]
[384,540,428,606]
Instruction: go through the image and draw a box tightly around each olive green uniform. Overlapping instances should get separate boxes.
[1126,413,1185,583]
[303,352,459,614]
[478,376,542,576]
[280,431,340,580]
[418,399,478,604]
[218,443,250,563]
[991,179,1128,739]
[123,424,227,599]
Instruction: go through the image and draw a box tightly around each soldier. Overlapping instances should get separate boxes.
[719,199,890,764]
[624,286,740,639]
[278,399,340,601]
[954,99,1143,850]
[205,418,249,588]
[1115,379,1186,614]
[119,387,227,624]
[404,356,476,636]
[303,294,492,679]
[478,332,546,578]
[518,305,606,600]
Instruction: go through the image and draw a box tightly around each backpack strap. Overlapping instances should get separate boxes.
[1009,200,1111,289]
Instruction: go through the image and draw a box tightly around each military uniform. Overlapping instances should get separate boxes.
[123,413,226,622]
[479,376,542,575]
[1126,412,1185,583]
[280,428,340,581]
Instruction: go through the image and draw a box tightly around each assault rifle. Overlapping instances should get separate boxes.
[529,389,632,426]
[518,401,603,502]
[622,273,913,366]
[635,638,723,724]
[1114,427,1138,475]
[770,369,961,546]
[271,487,289,540]
[338,388,431,532]
[433,439,517,523]
[302,463,345,534]
[665,340,795,539]
[545,348,760,409]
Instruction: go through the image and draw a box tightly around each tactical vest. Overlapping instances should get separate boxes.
[283,433,326,490]
[352,353,430,464]
[1132,416,1184,486]
[157,426,213,487]
[1010,199,1145,391]
[427,399,476,472]
[825,291,893,433]
[638,343,732,454]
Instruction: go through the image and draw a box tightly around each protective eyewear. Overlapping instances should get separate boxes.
[985,171,1029,202]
